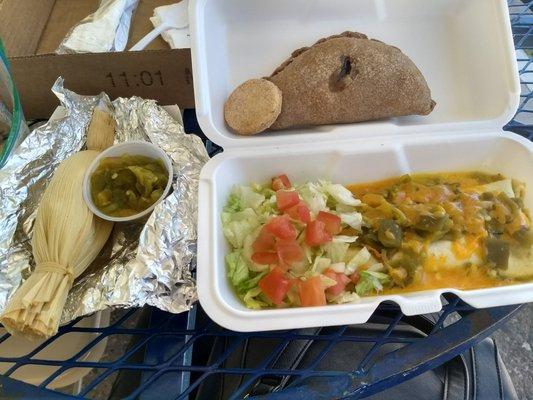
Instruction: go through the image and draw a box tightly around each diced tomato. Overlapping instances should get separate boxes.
[272,178,285,191]
[253,228,276,253]
[298,276,326,307]
[251,252,279,265]
[272,174,292,191]
[276,239,304,266]
[265,215,297,240]
[324,270,351,296]
[276,190,300,211]
[316,211,342,235]
[297,204,312,224]
[285,204,299,220]
[305,220,332,246]
[349,271,360,284]
[286,202,311,224]
[279,174,291,188]
[259,268,292,305]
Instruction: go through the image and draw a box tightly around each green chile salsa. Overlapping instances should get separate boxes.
[90,154,169,217]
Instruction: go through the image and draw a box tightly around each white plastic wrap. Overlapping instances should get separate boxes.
[57,0,139,54]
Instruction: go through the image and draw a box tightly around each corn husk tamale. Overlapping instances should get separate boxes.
[0,109,115,339]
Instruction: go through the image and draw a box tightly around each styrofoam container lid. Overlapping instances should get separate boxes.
[190,0,520,148]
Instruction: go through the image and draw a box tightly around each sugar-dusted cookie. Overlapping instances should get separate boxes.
[224,78,282,135]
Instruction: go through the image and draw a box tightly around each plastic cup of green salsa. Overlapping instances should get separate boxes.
[83,141,173,222]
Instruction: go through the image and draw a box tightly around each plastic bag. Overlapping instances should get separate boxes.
[56,0,139,54]
[0,40,28,168]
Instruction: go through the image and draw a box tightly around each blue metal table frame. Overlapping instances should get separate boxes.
[0,1,532,398]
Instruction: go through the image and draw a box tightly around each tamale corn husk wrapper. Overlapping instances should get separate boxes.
[1,109,115,339]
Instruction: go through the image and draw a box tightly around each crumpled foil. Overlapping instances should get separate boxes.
[0,78,209,323]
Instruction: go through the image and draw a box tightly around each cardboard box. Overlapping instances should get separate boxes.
[0,0,195,119]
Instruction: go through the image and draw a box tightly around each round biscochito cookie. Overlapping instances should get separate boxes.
[224,78,282,135]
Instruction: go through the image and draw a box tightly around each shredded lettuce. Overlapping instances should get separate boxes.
[322,182,361,206]
[335,203,356,213]
[297,182,328,215]
[256,196,278,222]
[330,262,346,273]
[243,287,268,309]
[236,270,268,293]
[290,260,310,275]
[251,183,276,199]
[332,235,358,243]
[320,274,338,288]
[222,208,260,248]
[304,245,314,264]
[224,193,244,213]
[331,291,360,304]
[226,250,250,287]
[340,212,363,231]
[346,247,372,274]
[367,262,385,272]
[355,270,390,296]
[242,231,256,263]
[310,257,331,274]
[326,241,349,263]
[304,245,325,265]
[222,179,371,308]
[227,250,269,309]
[286,286,301,306]
[226,185,265,212]
[242,231,269,272]
[230,263,268,309]
[297,180,362,215]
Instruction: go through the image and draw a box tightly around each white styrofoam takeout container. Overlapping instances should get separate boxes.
[191,0,533,331]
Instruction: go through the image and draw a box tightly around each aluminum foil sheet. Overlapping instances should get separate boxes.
[0,78,209,323]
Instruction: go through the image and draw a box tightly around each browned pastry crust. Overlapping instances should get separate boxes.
[268,31,435,130]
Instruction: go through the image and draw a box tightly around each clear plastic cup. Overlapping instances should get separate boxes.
[0,39,28,168]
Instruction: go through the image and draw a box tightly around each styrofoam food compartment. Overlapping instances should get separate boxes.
[198,133,533,331]
[191,0,530,331]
